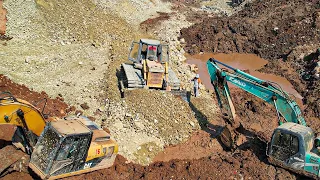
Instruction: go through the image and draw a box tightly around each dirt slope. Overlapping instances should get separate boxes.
[180,0,320,129]
[0,74,69,117]
[181,0,320,59]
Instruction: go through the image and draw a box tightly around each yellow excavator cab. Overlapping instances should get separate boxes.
[29,118,118,180]
[0,93,118,179]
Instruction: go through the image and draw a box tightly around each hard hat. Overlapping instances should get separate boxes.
[195,74,200,78]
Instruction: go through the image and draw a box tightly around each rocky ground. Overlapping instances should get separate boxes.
[1,0,320,179]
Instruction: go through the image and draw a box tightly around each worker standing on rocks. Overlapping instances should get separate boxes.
[191,74,201,97]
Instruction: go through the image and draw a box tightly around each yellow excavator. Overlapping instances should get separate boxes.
[0,92,118,179]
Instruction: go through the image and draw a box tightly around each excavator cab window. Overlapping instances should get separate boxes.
[128,42,140,62]
[30,126,60,174]
[271,130,299,162]
[56,137,79,161]
[147,45,158,61]
[30,124,92,178]
[161,45,169,63]
[141,44,148,60]
[49,134,91,176]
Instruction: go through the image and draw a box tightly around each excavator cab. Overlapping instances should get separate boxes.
[0,93,118,179]
[268,122,320,177]
[29,120,92,179]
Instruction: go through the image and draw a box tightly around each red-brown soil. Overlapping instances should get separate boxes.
[181,0,320,60]
[0,74,71,118]
[153,130,224,162]
[140,12,171,33]
[179,0,320,129]
[0,0,7,35]
[69,135,302,180]
[2,172,33,180]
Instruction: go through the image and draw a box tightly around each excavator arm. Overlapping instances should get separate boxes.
[207,58,306,127]
[0,92,47,177]
[0,92,46,136]
[0,92,46,150]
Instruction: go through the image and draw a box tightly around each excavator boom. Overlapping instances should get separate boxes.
[207,58,306,126]
[0,92,46,137]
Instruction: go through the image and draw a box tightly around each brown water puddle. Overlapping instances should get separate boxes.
[186,53,303,100]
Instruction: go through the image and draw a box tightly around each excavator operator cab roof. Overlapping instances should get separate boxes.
[128,38,169,64]
[29,120,93,179]
[276,122,313,138]
[140,39,160,46]
[51,119,91,135]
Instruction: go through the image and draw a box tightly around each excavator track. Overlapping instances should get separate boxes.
[121,63,145,89]
[268,156,318,179]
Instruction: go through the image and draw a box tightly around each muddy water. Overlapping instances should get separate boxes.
[186,53,303,100]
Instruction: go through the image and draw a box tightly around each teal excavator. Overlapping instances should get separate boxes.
[207,58,320,178]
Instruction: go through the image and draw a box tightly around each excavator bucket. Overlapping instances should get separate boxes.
[219,125,234,150]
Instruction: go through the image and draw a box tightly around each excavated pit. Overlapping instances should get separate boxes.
[1,0,320,179]
[186,53,303,100]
